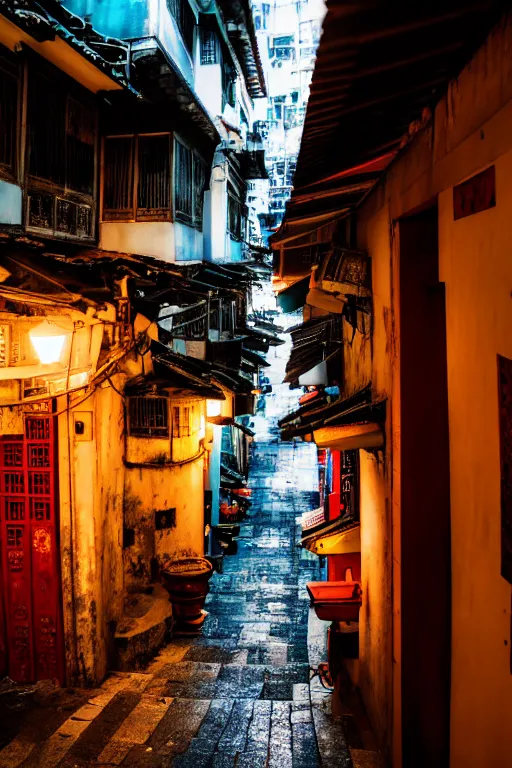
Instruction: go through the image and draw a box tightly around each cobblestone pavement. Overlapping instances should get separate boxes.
[0,422,356,768]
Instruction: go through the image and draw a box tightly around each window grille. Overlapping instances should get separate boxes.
[193,154,206,226]
[129,397,169,437]
[221,63,236,109]
[27,71,66,186]
[175,139,206,228]
[0,56,18,176]
[0,325,9,367]
[137,135,171,219]
[200,29,218,65]
[103,137,134,219]
[172,406,181,438]
[103,135,171,222]
[172,405,193,438]
[167,0,195,53]
[28,75,95,195]
[175,139,193,223]
[66,98,95,195]
[28,471,51,495]
[26,70,96,240]
[26,417,50,440]
[228,192,243,240]
[183,407,191,437]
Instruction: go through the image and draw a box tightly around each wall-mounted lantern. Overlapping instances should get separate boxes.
[29,320,71,365]
[207,399,222,417]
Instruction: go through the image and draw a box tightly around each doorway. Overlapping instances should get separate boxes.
[399,206,451,767]
[0,412,64,683]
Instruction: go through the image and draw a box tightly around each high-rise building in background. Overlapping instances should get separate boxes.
[249,0,326,245]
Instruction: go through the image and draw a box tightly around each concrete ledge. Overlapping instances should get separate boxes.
[115,585,173,671]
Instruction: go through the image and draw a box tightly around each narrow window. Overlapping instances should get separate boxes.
[103,135,171,222]
[183,406,191,437]
[193,153,206,227]
[172,406,181,438]
[103,137,135,220]
[137,135,171,220]
[221,62,236,109]
[167,0,195,54]
[27,71,66,186]
[228,186,244,241]
[66,97,95,195]
[174,139,193,224]
[174,139,206,228]
[0,53,18,178]
[128,397,169,437]
[200,29,218,65]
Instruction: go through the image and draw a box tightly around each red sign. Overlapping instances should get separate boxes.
[453,165,496,220]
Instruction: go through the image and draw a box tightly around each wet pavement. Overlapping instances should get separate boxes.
[0,422,352,768]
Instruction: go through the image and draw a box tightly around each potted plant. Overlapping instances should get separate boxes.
[160,557,213,633]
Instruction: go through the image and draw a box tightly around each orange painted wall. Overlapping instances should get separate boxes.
[351,13,512,767]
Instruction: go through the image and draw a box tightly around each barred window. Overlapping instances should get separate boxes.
[137,135,171,219]
[167,0,195,53]
[222,62,236,110]
[174,139,192,223]
[0,53,18,178]
[103,135,171,222]
[129,397,169,437]
[174,138,206,228]
[172,405,192,438]
[200,29,218,65]
[27,73,95,195]
[228,191,244,241]
[103,137,134,219]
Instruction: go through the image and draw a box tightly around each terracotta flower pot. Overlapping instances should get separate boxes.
[160,558,213,633]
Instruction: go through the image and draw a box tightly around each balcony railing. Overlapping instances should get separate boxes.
[159,298,238,341]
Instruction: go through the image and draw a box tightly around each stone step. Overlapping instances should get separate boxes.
[174,698,320,768]
[145,661,311,700]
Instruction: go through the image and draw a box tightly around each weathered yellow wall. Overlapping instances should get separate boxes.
[124,396,207,585]
[58,381,125,685]
[438,153,512,767]
[358,450,392,753]
[353,13,512,766]
[347,203,394,756]
[125,460,205,572]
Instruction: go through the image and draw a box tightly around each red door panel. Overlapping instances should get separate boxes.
[0,413,64,683]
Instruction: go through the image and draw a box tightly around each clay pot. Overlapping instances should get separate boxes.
[160,558,213,633]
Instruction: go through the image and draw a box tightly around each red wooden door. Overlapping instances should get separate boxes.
[0,413,64,683]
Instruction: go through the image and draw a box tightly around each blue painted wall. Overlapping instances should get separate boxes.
[64,0,149,40]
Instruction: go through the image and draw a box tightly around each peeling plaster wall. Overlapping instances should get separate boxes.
[124,460,205,583]
[358,450,391,757]
[57,382,125,686]
[344,202,394,758]
[353,14,512,767]
[123,397,207,587]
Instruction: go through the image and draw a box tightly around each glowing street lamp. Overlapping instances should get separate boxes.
[207,399,222,417]
[29,320,70,365]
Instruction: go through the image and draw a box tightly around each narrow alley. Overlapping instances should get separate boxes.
[3,0,512,766]
[0,412,356,768]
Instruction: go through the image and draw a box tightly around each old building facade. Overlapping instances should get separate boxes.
[274,3,512,767]
[0,0,273,687]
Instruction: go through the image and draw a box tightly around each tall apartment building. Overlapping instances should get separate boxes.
[250,0,325,243]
